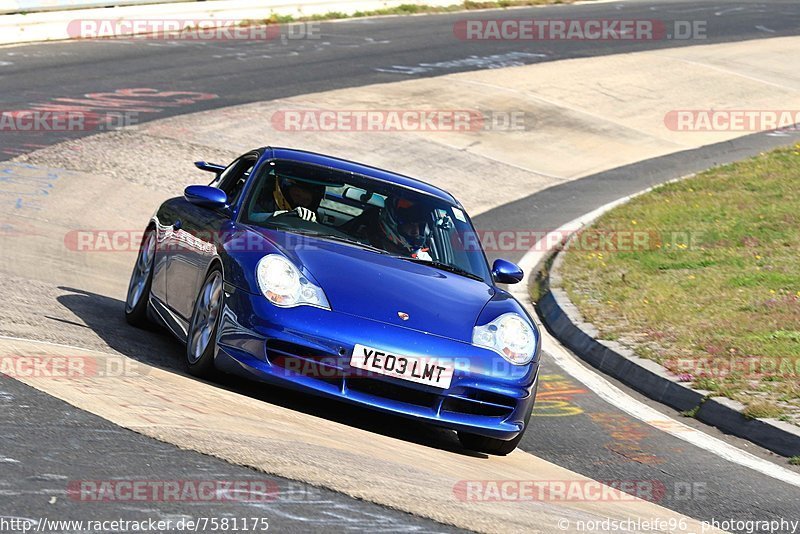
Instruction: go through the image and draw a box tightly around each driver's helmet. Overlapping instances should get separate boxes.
[273,175,325,212]
[379,197,429,250]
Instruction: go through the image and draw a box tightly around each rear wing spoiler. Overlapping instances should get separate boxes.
[195,161,226,174]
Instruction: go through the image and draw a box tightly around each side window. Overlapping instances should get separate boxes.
[242,168,277,223]
[217,157,255,206]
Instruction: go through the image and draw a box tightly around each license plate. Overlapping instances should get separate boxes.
[350,343,453,389]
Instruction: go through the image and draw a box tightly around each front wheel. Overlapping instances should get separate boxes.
[457,402,533,456]
[186,268,224,379]
[125,229,156,327]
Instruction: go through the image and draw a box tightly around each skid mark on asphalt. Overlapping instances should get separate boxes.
[264,501,447,532]
[0,88,219,158]
[207,36,392,61]
[0,164,70,241]
[0,163,61,214]
[532,373,587,417]
[588,413,665,466]
[375,52,548,75]
[0,163,87,239]
[532,371,672,464]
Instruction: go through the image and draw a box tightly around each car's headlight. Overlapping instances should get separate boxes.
[256,255,330,309]
[472,313,537,365]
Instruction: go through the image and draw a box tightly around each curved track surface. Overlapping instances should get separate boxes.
[2,0,800,158]
[2,1,800,532]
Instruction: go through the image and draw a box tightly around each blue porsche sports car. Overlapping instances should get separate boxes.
[126,147,540,455]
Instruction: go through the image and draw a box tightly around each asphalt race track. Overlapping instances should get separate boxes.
[2,0,800,532]
[2,0,800,159]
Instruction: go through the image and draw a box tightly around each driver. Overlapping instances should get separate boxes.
[272,176,325,222]
[369,197,432,260]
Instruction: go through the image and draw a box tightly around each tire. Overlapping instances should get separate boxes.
[125,228,156,328]
[186,267,224,378]
[457,398,534,456]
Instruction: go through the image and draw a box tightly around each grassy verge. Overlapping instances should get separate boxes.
[248,0,589,25]
[558,144,800,425]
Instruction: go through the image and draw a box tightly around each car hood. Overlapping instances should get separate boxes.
[259,229,495,342]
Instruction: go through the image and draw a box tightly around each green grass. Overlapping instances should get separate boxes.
[681,405,700,418]
[790,456,800,466]
[742,400,785,420]
[559,144,800,425]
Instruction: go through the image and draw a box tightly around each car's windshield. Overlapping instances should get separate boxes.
[241,159,491,281]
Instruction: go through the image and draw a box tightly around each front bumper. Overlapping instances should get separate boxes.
[214,287,539,440]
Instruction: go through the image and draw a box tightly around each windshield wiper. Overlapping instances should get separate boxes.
[393,256,484,281]
[300,232,390,254]
[257,224,387,253]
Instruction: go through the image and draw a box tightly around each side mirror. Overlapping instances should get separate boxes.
[492,259,524,284]
[184,185,228,210]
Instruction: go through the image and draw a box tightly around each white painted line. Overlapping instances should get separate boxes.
[540,333,800,488]
[510,182,800,490]
[714,7,746,16]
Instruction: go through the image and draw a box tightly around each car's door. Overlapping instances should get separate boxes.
[165,154,256,323]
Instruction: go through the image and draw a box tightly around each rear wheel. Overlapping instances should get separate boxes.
[457,402,534,456]
[125,229,156,327]
[186,268,223,378]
